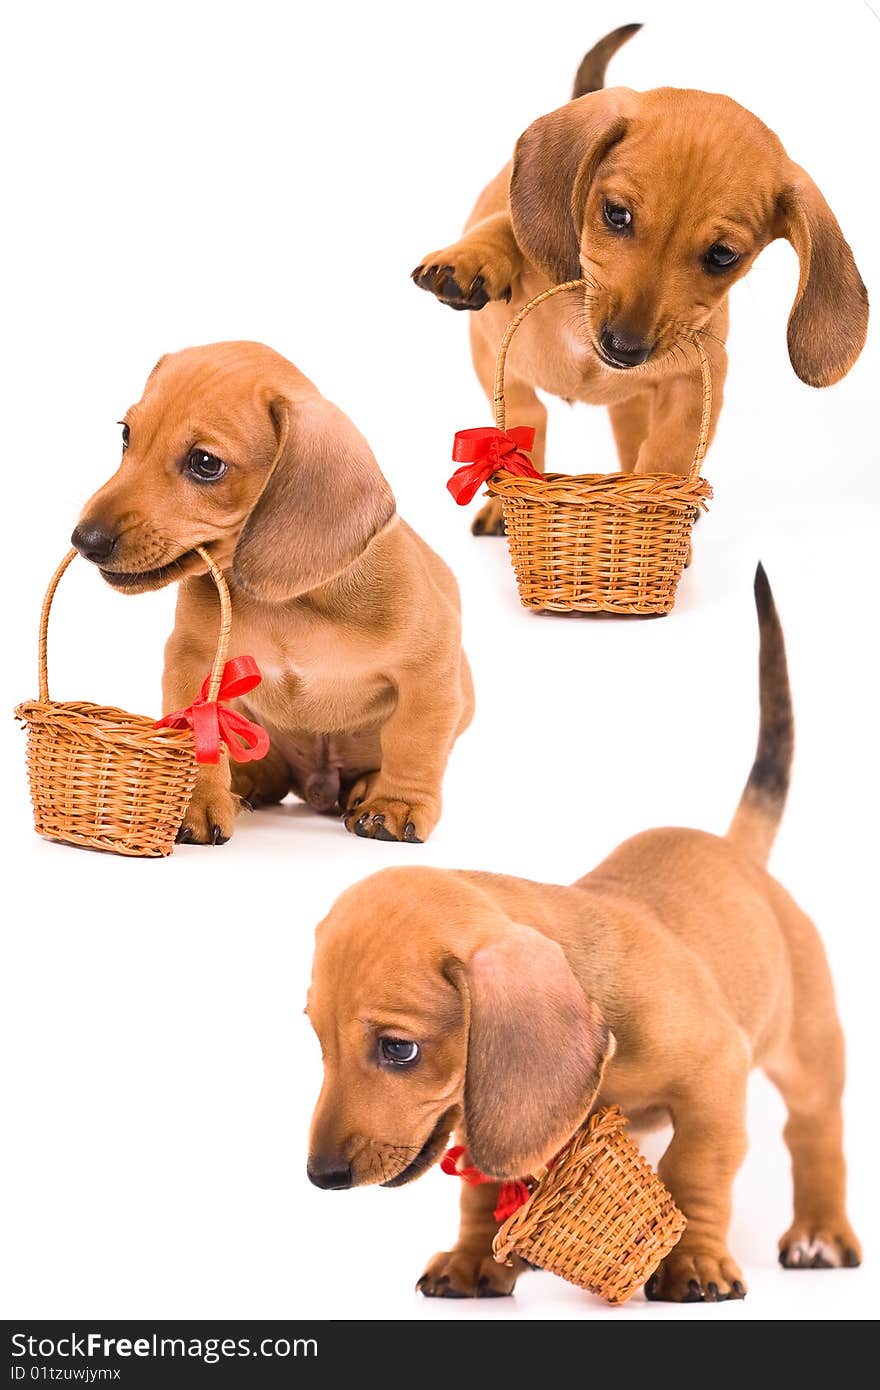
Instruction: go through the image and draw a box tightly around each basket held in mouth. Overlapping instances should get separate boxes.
[491,1106,686,1304]
[14,548,266,858]
[448,280,714,616]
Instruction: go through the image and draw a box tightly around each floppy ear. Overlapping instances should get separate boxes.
[452,924,613,1179]
[777,166,868,386]
[233,395,396,601]
[509,90,630,283]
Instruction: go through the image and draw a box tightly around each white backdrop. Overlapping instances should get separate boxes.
[2,0,877,1322]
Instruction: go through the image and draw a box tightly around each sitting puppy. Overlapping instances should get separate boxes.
[71,342,473,844]
[414,25,868,536]
[306,566,859,1302]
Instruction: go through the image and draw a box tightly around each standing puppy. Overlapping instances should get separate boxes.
[306,567,859,1302]
[72,342,473,844]
[414,25,868,535]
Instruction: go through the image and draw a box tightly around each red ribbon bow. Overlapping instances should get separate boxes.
[155,655,270,766]
[447,426,541,505]
[440,1145,533,1223]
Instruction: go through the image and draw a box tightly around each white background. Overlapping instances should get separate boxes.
[2,0,878,1323]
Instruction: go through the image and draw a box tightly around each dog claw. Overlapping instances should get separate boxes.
[176,826,193,843]
[211,825,229,845]
[403,821,422,843]
[353,813,393,841]
[369,814,397,843]
[730,1280,746,1298]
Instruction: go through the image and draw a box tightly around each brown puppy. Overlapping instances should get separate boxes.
[72,342,473,844]
[307,566,859,1303]
[414,25,868,536]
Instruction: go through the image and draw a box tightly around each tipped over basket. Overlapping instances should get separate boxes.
[492,1106,686,1304]
[453,280,714,616]
[14,547,231,857]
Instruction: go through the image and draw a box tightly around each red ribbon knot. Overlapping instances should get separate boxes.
[155,654,270,765]
[440,1145,533,1223]
[447,426,541,505]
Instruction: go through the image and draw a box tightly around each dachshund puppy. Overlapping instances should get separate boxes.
[307,567,859,1302]
[72,342,473,844]
[414,25,868,535]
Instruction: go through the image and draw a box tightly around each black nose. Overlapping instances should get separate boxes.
[599,326,652,368]
[307,1161,353,1191]
[71,521,118,565]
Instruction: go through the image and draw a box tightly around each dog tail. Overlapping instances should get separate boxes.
[572,23,642,99]
[727,564,794,866]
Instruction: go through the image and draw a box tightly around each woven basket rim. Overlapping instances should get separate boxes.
[496,468,711,487]
[488,469,713,504]
[15,697,195,753]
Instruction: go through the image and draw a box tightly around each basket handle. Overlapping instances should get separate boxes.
[37,545,231,704]
[493,280,713,483]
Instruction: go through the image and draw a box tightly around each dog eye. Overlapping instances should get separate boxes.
[703,243,740,272]
[603,200,633,231]
[120,423,130,451]
[186,450,227,482]
[380,1038,420,1067]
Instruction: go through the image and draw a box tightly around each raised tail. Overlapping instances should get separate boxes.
[727,564,794,866]
[572,23,642,99]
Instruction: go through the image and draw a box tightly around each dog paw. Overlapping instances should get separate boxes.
[644,1248,747,1303]
[471,497,506,537]
[412,245,513,312]
[417,1249,518,1299]
[343,781,436,843]
[176,784,238,846]
[779,1220,861,1270]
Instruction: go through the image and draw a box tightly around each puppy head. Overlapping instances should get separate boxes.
[306,868,612,1189]
[510,87,867,384]
[71,341,395,596]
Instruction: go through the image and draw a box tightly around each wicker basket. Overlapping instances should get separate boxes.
[15,546,231,858]
[492,1106,686,1304]
[484,280,713,616]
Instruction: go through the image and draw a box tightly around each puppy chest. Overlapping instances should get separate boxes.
[243,652,394,732]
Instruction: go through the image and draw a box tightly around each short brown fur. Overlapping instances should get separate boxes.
[414,26,868,535]
[73,342,473,844]
[307,570,859,1301]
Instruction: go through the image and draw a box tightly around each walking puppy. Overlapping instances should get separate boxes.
[414,25,868,536]
[71,342,473,844]
[307,567,859,1301]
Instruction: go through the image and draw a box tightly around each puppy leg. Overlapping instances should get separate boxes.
[343,658,463,843]
[470,325,547,537]
[635,347,727,477]
[763,895,861,1269]
[418,1181,525,1298]
[768,1039,860,1270]
[608,394,652,474]
[412,211,522,312]
[176,757,238,846]
[646,1054,750,1302]
[163,637,239,846]
[774,1079,861,1271]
